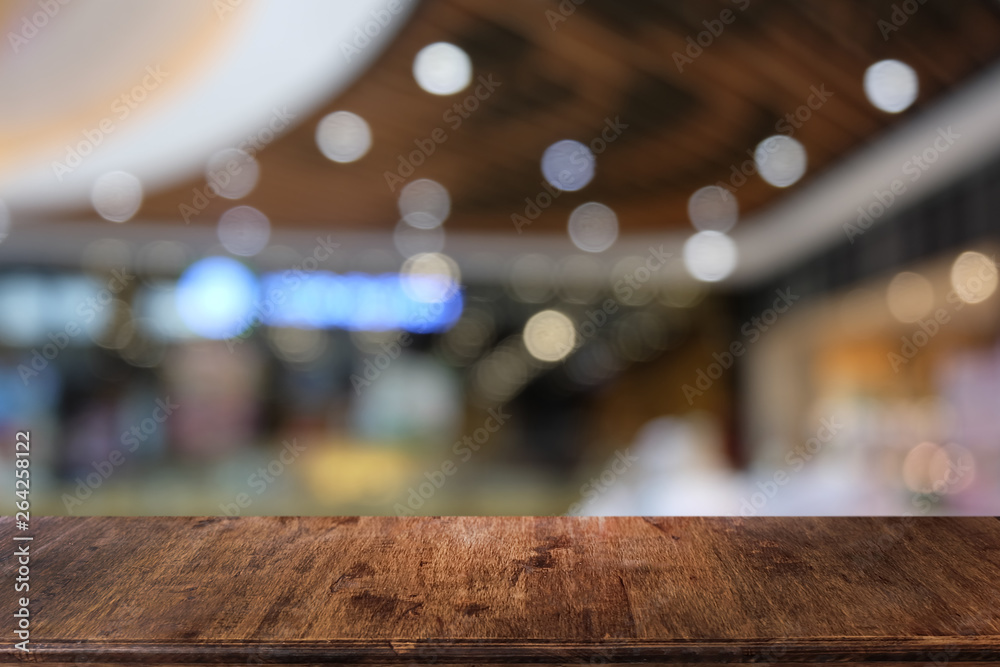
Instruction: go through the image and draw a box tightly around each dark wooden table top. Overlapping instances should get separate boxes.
[2,516,1000,665]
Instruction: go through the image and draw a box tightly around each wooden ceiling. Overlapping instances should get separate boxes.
[135,0,1000,236]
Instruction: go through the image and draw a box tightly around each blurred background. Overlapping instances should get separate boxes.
[1,0,999,516]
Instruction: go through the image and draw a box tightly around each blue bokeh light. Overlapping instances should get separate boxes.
[175,262,461,339]
[261,271,461,333]
[176,256,259,340]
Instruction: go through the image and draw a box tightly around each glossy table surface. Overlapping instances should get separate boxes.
[2,516,1000,664]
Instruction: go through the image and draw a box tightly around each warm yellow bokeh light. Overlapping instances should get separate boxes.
[950,251,998,304]
[523,309,576,363]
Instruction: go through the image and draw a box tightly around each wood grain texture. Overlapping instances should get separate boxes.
[2,516,1000,664]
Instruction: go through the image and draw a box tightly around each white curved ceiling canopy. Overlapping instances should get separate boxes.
[0,0,415,214]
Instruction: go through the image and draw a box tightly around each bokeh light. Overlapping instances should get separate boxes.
[950,251,998,304]
[91,171,143,222]
[568,202,618,253]
[401,252,461,303]
[176,256,259,340]
[398,179,450,229]
[541,140,594,192]
[886,271,934,323]
[205,148,259,199]
[217,206,271,257]
[902,442,974,495]
[688,185,738,233]
[315,111,372,163]
[262,271,462,333]
[683,231,737,282]
[864,59,918,113]
[413,42,472,95]
[755,135,807,188]
[523,309,576,363]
